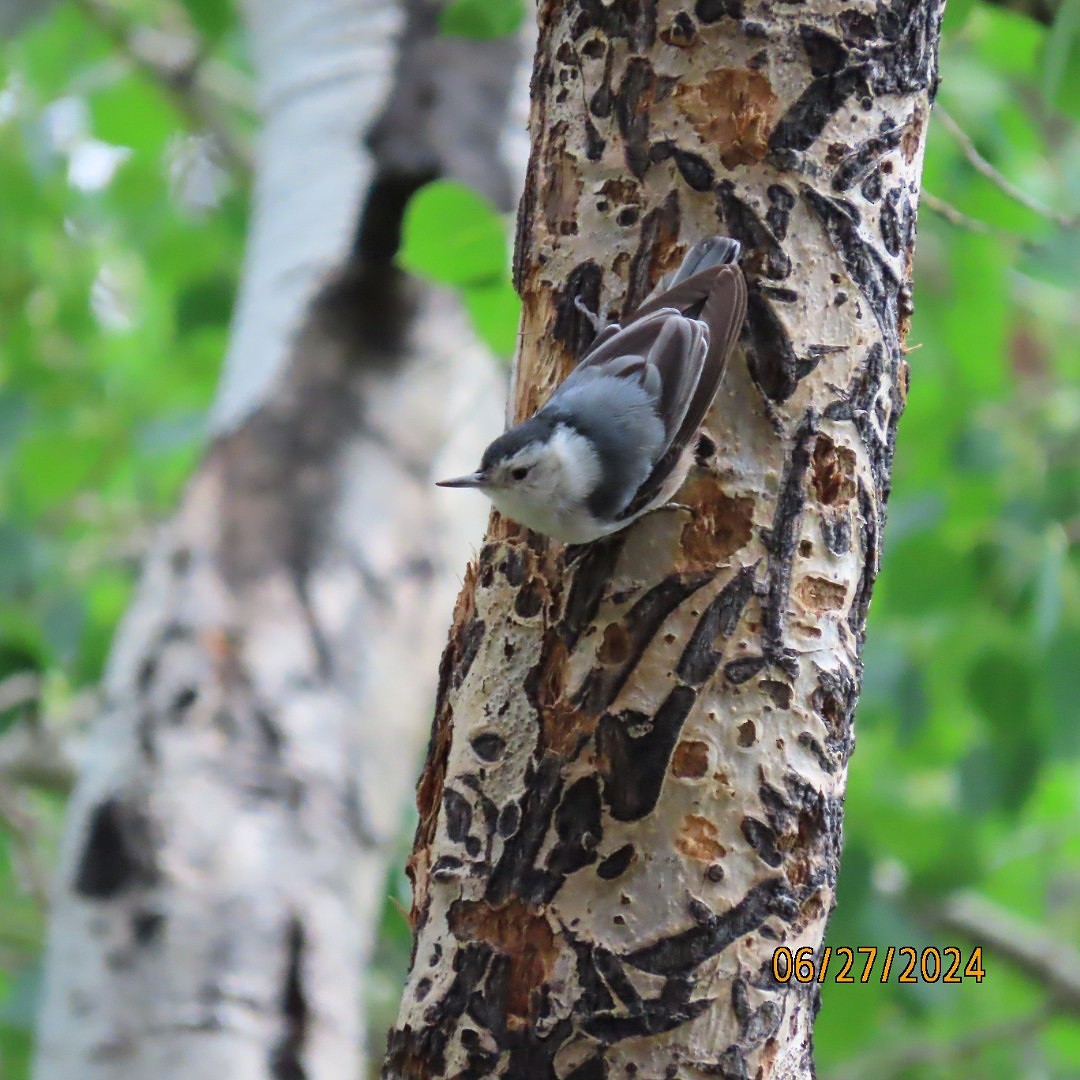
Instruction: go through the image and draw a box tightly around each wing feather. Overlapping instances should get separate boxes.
[547,236,747,523]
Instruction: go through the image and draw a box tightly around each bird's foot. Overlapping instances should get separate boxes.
[573,295,608,334]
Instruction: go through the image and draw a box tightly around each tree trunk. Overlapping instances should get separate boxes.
[33,2,519,1077]
[383,1,944,1077]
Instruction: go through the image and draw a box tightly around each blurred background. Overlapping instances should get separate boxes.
[0,1,1077,1077]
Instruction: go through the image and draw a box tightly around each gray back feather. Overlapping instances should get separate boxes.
[544,236,747,520]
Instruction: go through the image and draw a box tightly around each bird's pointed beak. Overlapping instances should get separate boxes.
[436,471,488,489]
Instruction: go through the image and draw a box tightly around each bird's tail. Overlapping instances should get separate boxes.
[633,235,743,323]
[665,236,741,288]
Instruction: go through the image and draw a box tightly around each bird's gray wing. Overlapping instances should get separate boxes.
[552,312,706,444]
[617,259,747,520]
[550,235,747,522]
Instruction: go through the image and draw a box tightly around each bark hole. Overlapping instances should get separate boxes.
[73,798,158,900]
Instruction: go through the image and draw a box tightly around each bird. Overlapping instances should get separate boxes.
[437,236,747,544]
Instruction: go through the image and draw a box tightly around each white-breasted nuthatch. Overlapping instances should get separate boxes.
[437,236,747,544]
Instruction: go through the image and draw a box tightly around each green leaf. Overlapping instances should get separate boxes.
[398,180,508,287]
[178,0,235,44]
[463,278,520,358]
[438,0,526,40]
[1042,0,1080,115]
[962,650,1042,813]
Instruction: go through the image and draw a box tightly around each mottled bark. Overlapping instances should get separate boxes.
[384,1,943,1077]
[33,2,518,1078]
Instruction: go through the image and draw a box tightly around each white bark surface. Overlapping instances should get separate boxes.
[213,0,400,434]
[34,1,517,1077]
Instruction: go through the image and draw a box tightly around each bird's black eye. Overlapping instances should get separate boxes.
[511,466,530,481]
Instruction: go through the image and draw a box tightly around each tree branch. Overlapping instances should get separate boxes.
[827,1009,1050,1080]
[71,0,252,177]
[935,106,1078,229]
[925,891,1080,1013]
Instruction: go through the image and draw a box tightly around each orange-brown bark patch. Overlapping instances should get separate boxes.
[678,476,755,571]
[597,178,640,206]
[794,575,848,612]
[409,562,479,923]
[448,898,559,1028]
[597,622,633,666]
[673,69,779,168]
[544,128,583,238]
[672,739,710,778]
[902,105,925,163]
[676,814,727,861]
[811,434,857,506]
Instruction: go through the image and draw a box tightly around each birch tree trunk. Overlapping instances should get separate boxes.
[384,1,944,1076]
[33,2,518,1077]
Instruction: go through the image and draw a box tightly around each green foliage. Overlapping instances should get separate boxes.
[816,5,1080,1075]
[398,179,521,356]
[0,3,248,1070]
[438,0,526,41]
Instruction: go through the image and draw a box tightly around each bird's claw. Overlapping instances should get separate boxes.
[573,295,607,334]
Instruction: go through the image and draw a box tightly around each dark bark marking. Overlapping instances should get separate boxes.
[803,183,901,340]
[661,11,698,47]
[742,289,809,404]
[170,686,197,718]
[597,685,698,821]
[799,26,849,77]
[131,910,165,945]
[615,58,657,179]
[588,47,615,119]
[715,182,791,281]
[765,184,796,241]
[575,571,715,715]
[471,732,506,762]
[820,509,852,555]
[597,844,635,880]
[567,1057,607,1080]
[624,878,795,975]
[547,775,603,876]
[136,655,156,694]
[695,0,744,22]
[761,411,819,668]
[669,144,712,191]
[832,126,901,192]
[444,788,473,845]
[740,818,784,867]
[724,655,768,685]
[270,918,309,1080]
[554,262,605,361]
[453,618,486,691]
[573,0,657,50]
[880,185,903,256]
[581,993,713,1043]
[497,801,520,839]
[486,753,565,905]
[560,535,625,650]
[74,798,159,900]
[676,567,757,687]
[768,67,868,154]
[797,731,839,774]
[813,666,859,766]
[861,169,883,202]
[624,193,681,315]
[848,479,879,638]
[760,679,793,710]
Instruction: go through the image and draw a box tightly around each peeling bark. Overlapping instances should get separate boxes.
[34,2,519,1077]
[384,1,943,1077]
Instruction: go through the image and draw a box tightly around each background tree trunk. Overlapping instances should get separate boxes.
[384,1,944,1077]
[33,2,519,1077]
